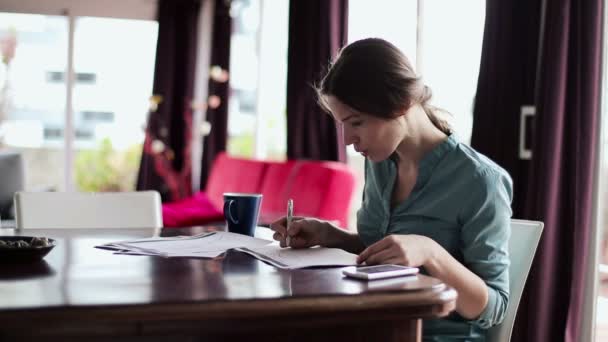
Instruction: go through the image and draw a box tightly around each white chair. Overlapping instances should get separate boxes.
[14,191,163,229]
[486,219,544,342]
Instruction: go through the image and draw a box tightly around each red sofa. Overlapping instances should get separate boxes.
[162,152,357,228]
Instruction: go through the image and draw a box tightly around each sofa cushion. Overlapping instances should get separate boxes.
[306,162,356,227]
[257,160,355,227]
[288,161,355,227]
[162,153,356,229]
[205,152,268,210]
[162,192,223,227]
[258,160,296,222]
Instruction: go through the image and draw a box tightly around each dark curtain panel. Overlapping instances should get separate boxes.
[471,3,542,338]
[522,0,603,341]
[199,0,232,190]
[137,0,201,201]
[470,0,542,219]
[286,0,348,162]
[473,0,604,340]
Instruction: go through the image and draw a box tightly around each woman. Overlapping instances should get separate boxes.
[270,38,512,341]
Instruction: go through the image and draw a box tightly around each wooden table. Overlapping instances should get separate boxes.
[0,227,457,341]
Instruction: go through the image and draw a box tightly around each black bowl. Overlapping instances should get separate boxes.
[0,236,57,263]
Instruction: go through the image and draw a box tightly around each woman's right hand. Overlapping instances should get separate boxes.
[269,216,329,249]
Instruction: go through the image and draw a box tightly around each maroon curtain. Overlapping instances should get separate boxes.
[471,0,542,219]
[137,0,201,201]
[471,2,543,337]
[521,0,603,341]
[286,0,348,162]
[199,0,232,190]
[473,0,603,340]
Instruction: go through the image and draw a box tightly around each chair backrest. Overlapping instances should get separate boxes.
[14,191,163,229]
[486,219,544,342]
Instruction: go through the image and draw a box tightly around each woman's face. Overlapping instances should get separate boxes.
[327,96,406,162]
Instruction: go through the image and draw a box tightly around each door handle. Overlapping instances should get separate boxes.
[519,105,535,160]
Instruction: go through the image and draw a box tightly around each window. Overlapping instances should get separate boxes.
[346,0,486,229]
[0,3,157,192]
[348,0,418,67]
[420,0,486,142]
[227,0,288,160]
[72,17,157,192]
[0,13,68,189]
[596,9,608,335]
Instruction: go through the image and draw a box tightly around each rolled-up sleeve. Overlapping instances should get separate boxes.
[459,168,513,329]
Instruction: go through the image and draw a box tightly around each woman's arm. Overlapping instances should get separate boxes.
[359,176,512,326]
[425,241,489,319]
[357,169,513,326]
[320,221,367,254]
[357,234,489,319]
[270,216,366,254]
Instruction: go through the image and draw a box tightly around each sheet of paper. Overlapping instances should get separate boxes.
[96,231,272,258]
[236,245,358,269]
[113,250,227,258]
[98,232,215,251]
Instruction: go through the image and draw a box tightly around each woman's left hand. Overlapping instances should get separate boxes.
[356,234,437,267]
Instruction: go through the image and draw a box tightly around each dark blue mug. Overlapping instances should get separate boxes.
[223,193,263,236]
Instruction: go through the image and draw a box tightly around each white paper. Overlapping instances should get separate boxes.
[236,245,358,269]
[97,231,273,258]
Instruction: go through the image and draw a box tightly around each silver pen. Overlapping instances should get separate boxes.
[286,199,293,247]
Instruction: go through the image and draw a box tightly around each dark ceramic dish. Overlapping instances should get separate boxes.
[0,236,56,263]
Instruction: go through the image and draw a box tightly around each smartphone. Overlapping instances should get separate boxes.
[342,265,419,280]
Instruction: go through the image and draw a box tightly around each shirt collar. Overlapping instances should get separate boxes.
[417,133,457,184]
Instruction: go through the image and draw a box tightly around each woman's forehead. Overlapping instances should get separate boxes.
[327,96,362,120]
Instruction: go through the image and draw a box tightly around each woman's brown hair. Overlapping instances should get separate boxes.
[317,38,451,135]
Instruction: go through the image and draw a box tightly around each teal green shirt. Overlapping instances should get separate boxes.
[357,135,513,341]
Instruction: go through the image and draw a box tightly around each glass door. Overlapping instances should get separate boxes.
[0,13,67,190]
[72,17,157,192]
[0,12,158,192]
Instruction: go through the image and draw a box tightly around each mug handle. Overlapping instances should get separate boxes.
[223,200,239,224]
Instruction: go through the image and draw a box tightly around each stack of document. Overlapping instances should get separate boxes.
[97,231,358,269]
[96,231,272,258]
